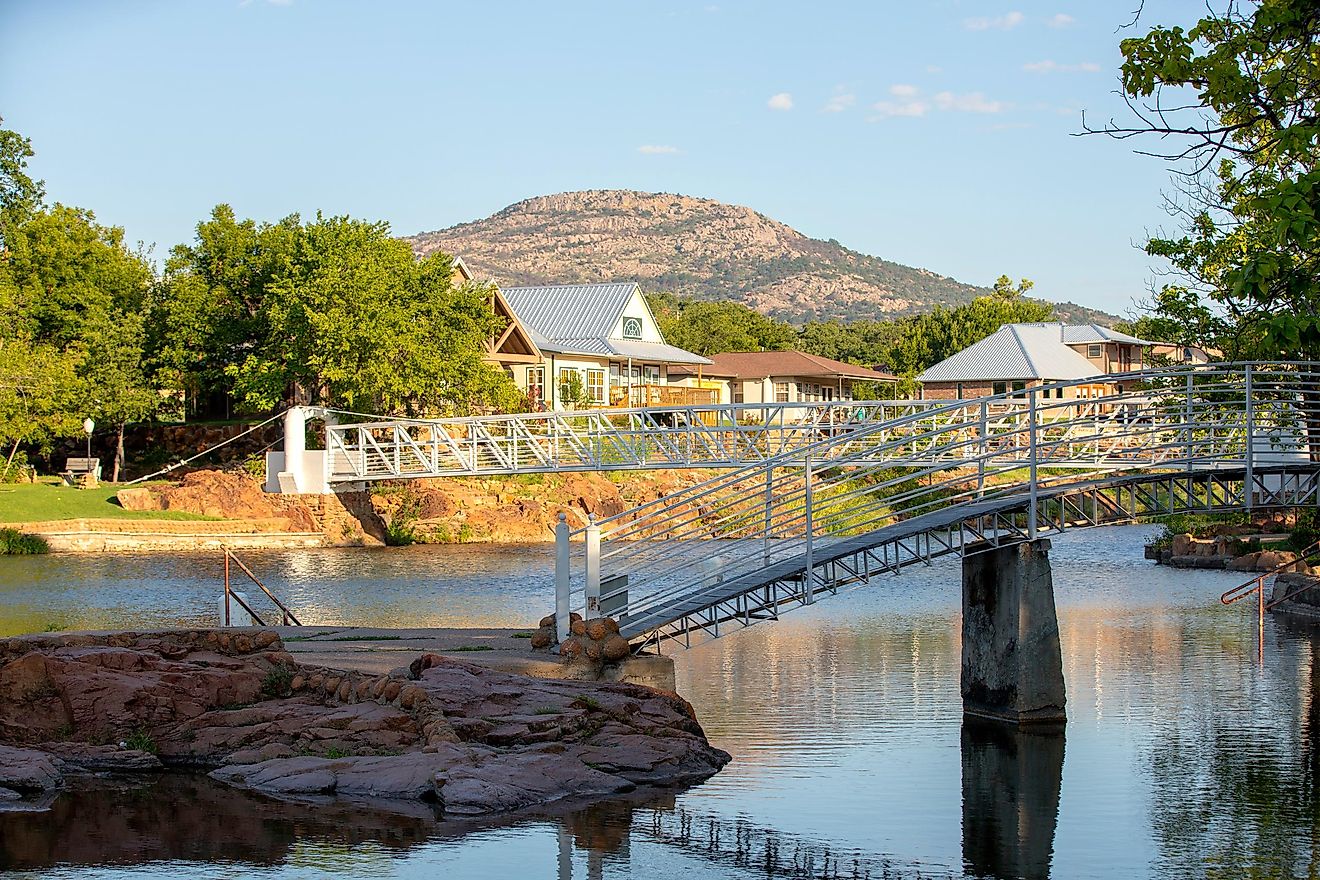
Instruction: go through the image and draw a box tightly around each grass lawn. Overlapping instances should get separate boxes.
[0,480,215,523]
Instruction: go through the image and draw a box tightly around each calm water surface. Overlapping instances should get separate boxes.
[2,525,1318,879]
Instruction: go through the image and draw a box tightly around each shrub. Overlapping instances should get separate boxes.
[124,729,157,754]
[0,451,34,483]
[261,664,294,697]
[0,528,49,555]
[384,492,422,547]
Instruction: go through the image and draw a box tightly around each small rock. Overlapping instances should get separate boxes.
[602,635,631,662]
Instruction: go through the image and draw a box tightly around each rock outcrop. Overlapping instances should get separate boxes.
[0,630,729,817]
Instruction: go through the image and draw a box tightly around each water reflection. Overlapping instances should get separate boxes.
[7,527,1320,878]
[961,720,1064,880]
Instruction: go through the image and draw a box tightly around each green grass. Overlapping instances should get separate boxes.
[0,480,217,524]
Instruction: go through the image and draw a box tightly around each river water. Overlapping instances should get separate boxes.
[2,525,1319,879]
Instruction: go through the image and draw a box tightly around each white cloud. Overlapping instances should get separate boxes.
[767,92,794,111]
[870,99,929,119]
[1047,13,1075,28]
[823,93,856,113]
[1023,59,1101,73]
[637,145,679,154]
[964,10,1023,31]
[934,90,1005,113]
[870,84,1007,119]
[925,65,944,74]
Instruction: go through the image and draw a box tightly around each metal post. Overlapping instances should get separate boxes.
[1244,364,1255,510]
[585,514,600,617]
[762,465,774,565]
[554,513,571,642]
[223,550,231,627]
[1258,575,1265,665]
[1027,387,1039,540]
[804,454,815,603]
[1184,371,1194,466]
[977,399,988,498]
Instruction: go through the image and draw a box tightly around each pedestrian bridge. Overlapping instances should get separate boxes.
[273,363,1318,489]
[538,363,1320,653]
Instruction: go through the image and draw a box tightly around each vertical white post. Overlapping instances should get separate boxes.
[1027,388,1038,540]
[804,454,815,604]
[554,512,571,642]
[977,398,988,498]
[282,405,306,493]
[1244,364,1255,510]
[585,514,601,616]
[1184,371,1195,465]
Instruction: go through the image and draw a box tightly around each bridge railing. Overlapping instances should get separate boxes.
[322,399,1003,480]
[556,363,1320,637]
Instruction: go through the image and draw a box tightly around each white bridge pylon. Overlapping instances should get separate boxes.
[274,363,1320,488]
[542,363,1320,649]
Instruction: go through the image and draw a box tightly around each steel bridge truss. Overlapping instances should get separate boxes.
[545,364,1320,651]
[626,466,1320,651]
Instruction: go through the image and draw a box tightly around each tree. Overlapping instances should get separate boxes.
[1092,0,1320,360]
[81,312,158,481]
[0,336,80,478]
[0,119,43,237]
[647,295,797,356]
[163,210,520,415]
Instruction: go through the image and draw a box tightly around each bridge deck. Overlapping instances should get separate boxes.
[617,465,1316,640]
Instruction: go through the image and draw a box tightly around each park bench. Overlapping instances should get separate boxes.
[62,457,102,486]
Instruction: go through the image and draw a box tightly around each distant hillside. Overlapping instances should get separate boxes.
[406,190,1114,325]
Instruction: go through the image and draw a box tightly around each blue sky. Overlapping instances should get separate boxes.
[1,0,1209,316]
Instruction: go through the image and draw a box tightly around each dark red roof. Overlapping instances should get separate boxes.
[672,351,896,381]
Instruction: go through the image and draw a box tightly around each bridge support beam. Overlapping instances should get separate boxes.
[961,539,1066,724]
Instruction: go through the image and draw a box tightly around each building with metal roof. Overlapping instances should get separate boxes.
[499,283,712,410]
[918,322,1156,400]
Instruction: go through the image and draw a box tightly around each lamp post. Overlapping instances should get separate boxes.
[82,418,94,463]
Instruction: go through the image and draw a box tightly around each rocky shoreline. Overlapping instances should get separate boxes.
[0,629,729,818]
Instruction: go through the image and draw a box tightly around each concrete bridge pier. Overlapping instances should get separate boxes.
[961,539,1067,724]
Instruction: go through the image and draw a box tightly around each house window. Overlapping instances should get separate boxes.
[774,382,790,403]
[992,382,1008,396]
[1087,343,1102,358]
[526,366,545,406]
[558,368,583,402]
[586,369,606,404]
[1011,381,1027,398]
[642,364,660,384]
[621,317,643,339]
[732,384,745,404]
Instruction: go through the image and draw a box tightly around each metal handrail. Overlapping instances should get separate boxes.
[222,548,303,626]
[1221,539,1320,606]
[547,364,1320,643]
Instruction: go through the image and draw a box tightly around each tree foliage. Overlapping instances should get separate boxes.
[157,207,521,415]
[652,282,1051,377]
[647,293,797,356]
[1096,0,1320,358]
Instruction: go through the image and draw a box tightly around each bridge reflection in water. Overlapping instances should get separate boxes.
[0,731,1064,880]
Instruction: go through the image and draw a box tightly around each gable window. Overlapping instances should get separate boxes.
[1087,343,1102,358]
[621,317,643,340]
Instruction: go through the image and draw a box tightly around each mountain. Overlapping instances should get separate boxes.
[406,190,1115,325]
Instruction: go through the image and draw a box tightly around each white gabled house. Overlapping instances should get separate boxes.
[500,283,713,410]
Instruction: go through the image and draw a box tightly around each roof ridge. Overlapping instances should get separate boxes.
[1009,324,1043,378]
